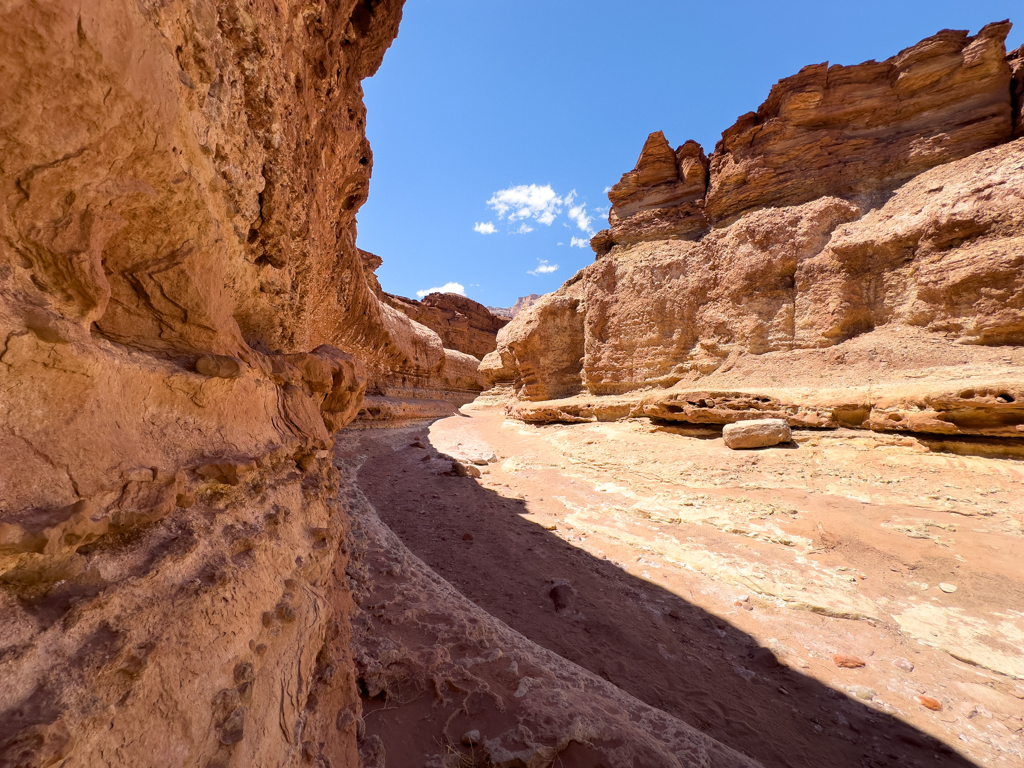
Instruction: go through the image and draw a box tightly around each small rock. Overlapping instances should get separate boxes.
[723,418,792,449]
[549,583,575,611]
[845,685,876,701]
[471,457,488,466]
[832,654,866,668]
[196,354,246,379]
[892,657,914,673]
[420,455,431,462]
[452,461,481,478]
[742,602,754,611]
[939,582,957,593]
[411,440,426,449]
[749,647,778,669]
[916,695,942,711]
[483,452,498,463]
[462,533,473,541]
[461,730,481,746]
[920,583,929,590]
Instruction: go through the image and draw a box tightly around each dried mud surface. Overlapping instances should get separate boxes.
[350,399,1023,767]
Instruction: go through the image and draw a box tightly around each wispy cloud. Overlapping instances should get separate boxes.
[473,221,496,234]
[565,189,594,235]
[570,236,589,248]
[416,281,466,298]
[487,184,564,226]
[516,223,534,234]
[527,259,559,276]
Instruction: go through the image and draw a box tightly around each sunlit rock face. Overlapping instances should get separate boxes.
[0,1,406,765]
[381,291,510,361]
[489,23,1023,441]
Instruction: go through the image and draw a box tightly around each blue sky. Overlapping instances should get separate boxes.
[357,1,1022,309]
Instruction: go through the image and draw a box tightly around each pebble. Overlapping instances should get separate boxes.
[462,533,473,541]
[461,730,481,746]
[916,695,943,711]
[832,654,866,668]
[939,582,957,593]
[411,440,426,449]
[919,583,929,590]
[892,657,914,673]
[845,685,876,701]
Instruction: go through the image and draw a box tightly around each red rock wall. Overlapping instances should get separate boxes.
[493,24,1024,437]
[382,291,509,360]
[0,1,408,765]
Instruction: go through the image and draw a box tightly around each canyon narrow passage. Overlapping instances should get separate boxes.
[345,400,1023,768]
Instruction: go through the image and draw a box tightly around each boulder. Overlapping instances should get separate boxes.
[723,419,793,449]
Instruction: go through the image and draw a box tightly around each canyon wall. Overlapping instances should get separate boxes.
[486,23,1024,441]
[381,291,509,361]
[0,1,415,765]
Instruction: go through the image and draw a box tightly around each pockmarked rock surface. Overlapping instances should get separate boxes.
[0,1,456,765]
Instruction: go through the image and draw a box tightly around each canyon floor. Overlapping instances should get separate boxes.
[342,397,1023,768]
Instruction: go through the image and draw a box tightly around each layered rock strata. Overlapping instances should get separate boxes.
[592,22,1015,254]
[488,24,1024,443]
[381,291,509,360]
[0,0,431,765]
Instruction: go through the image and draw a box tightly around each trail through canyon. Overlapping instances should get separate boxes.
[347,400,1023,768]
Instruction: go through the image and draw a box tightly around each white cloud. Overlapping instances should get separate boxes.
[566,188,594,234]
[603,186,611,193]
[474,221,496,234]
[528,260,559,276]
[570,236,589,248]
[416,282,466,298]
[516,223,534,234]
[487,184,564,226]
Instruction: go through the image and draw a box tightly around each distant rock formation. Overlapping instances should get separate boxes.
[489,22,1023,441]
[484,293,545,321]
[382,291,509,360]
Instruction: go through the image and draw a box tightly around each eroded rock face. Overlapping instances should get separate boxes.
[0,0,404,765]
[382,291,509,360]
[490,24,1023,443]
[706,21,1014,223]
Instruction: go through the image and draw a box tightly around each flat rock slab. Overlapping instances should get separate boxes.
[723,418,792,449]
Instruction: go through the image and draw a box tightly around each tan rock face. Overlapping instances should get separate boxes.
[597,132,709,252]
[0,0,409,765]
[1009,44,1024,137]
[491,23,1024,443]
[382,291,509,360]
[706,22,1014,223]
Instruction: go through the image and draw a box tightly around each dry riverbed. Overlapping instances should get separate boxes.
[346,396,1023,767]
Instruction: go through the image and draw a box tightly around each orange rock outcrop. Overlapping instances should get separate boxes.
[488,23,1023,442]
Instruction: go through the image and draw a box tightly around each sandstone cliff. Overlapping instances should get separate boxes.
[0,1,405,765]
[381,291,509,360]
[486,23,1023,443]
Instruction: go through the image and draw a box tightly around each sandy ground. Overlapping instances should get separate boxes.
[349,397,1023,767]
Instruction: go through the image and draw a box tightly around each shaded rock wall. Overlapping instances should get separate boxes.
[488,24,1023,441]
[0,0,408,765]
